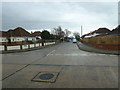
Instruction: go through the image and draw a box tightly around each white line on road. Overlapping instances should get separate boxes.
[47,53,98,56]
[47,53,118,57]
[107,55,118,57]
[47,50,56,56]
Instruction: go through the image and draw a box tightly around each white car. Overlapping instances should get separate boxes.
[72,39,77,43]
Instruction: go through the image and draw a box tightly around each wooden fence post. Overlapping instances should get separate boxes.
[28,44,30,49]
[4,45,7,51]
[34,43,36,47]
[39,42,40,47]
[42,42,44,46]
[20,44,22,50]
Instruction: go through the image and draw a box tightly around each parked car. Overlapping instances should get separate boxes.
[72,39,77,43]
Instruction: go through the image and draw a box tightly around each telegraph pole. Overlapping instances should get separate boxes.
[81,25,83,37]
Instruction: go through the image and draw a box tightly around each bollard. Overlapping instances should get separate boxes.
[39,42,40,47]
[20,45,22,50]
[4,45,7,51]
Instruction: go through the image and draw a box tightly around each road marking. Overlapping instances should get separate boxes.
[98,54,115,56]
[47,53,98,56]
[47,53,118,57]
[47,50,56,56]
[97,54,107,56]
[108,55,118,57]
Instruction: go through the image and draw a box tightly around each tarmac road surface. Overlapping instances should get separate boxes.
[2,42,118,88]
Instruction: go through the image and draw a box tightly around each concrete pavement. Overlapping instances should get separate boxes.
[2,42,118,88]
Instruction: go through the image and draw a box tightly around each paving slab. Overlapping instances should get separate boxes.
[2,42,118,88]
[2,65,118,88]
[2,64,26,80]
[2,65,63,88]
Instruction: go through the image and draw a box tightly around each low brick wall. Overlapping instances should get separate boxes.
[80,40,120,50]
[94,44,120,50]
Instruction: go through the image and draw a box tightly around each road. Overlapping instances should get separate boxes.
[2,42,118,88]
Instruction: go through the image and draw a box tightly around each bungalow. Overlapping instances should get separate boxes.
[31,31,41,40]
[0,27,36,43]
[82,28,111,38]
[0,31,8,43]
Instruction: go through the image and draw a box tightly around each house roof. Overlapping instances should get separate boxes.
[7,27,32,37]
[1,27,32,37]
[0,31,8,37]
[91,28,111,34]
[81,28,111,38]
[110,25,120,34]
[82,26,120,38]
[31,31,41,37]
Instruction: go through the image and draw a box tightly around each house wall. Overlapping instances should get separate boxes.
[10,37,36,42]
[10,37,25,42]
[0,37,36,42]
[0,37,8,42]
[28,37,36,41]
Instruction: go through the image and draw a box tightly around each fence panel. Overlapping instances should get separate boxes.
[22,45,28,49]
[7,45,20,50]
[0,45,4,51]
[36,43,39,47]
[30,44,34,48]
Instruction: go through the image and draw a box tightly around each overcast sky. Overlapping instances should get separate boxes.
[2,2,118,35]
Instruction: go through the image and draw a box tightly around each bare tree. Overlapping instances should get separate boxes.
[53,26,65,39]
[64,29,71,37]
[73,32,80,36]
[73,32,80,41]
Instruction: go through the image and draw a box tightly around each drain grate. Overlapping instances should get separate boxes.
[39,73,54,80]
[31,71,60,83]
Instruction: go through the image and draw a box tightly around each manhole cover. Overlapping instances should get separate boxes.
[39,73,54,80]
[31,72,60,83]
